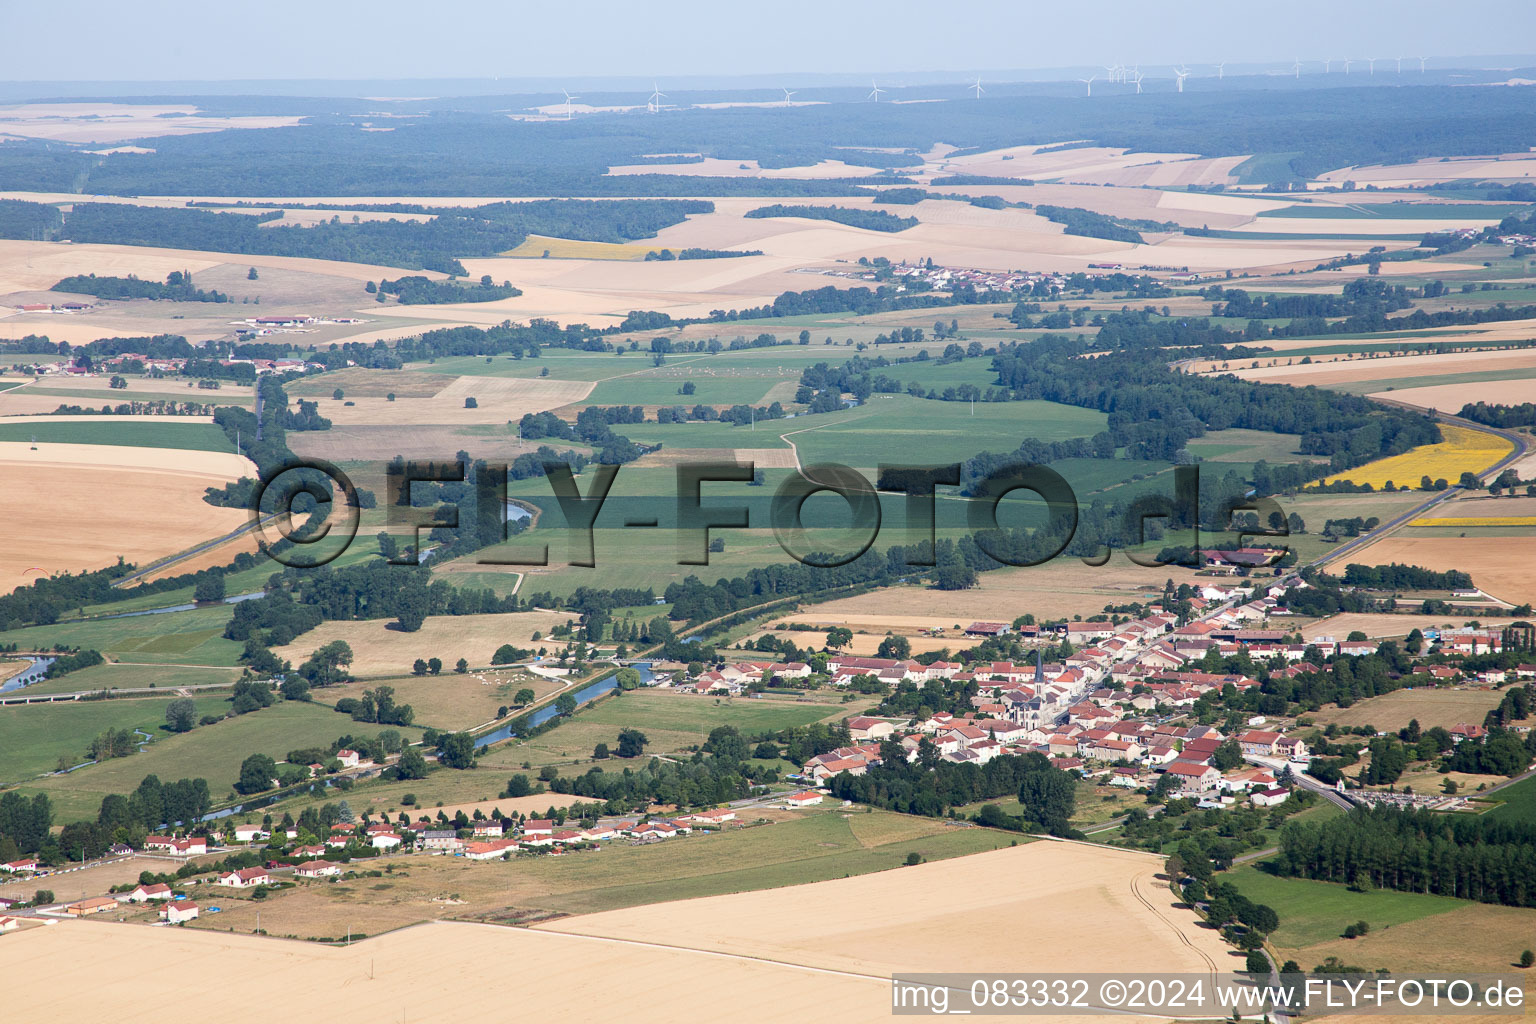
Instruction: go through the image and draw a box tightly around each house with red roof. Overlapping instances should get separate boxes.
[160,902,199,924]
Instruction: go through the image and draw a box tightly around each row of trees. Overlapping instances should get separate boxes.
[1276,805,1536,907]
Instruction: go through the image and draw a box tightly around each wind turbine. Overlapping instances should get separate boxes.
[1173,66,1190,93]
[1132,70,1145,94]
[1078,74,1096,97]
[781,87,797,106]
[1418,55,1429,73]
[561,89,579,121]
[1292,58,1303,79]
[867,80,886,102]
[1215,60,1226,80]
[1365,56,1378,75]
[647,81,666,113]
[969,76,984,99]
[1103,64,1120,84]
[1395,55,1404,73]
[1322,57,1333,73]
[1341,58,1353,74]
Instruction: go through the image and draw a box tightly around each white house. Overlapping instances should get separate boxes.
[295,860,341,878]
[123,883,172,903]
[1251,787,1290,807]
[218,868,270,888]
[160,902,199,924]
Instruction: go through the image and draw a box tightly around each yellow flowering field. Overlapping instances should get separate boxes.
[1320,425,1514,490]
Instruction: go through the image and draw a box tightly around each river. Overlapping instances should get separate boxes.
[473,662,656,749]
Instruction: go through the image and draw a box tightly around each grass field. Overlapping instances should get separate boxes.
[0,694,231,784]
[4,661,241,696]
[176,808,1018,939]
[1304,687,1507,733]
[1483,774,1536,823]
[1227,862,1536,978]
[509,689,847,765]
[0,420,233,451]
[0,604,242,667]
[787,395,1107,468]
[1260,202,1525,220]
[310,668,563,731]
[18,699,422,821]
[1318,425,1514,489]
[1225,863,1467,949]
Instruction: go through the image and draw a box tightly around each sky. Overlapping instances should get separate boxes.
[2,0,1533,83]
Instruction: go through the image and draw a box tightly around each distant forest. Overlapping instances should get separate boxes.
[0,84,1528,196]
[745,204,916,232]
[0,199,713,274]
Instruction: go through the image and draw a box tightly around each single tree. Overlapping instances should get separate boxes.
[616,728,648,758]
[164,698,197,734]
[395,747,429,780]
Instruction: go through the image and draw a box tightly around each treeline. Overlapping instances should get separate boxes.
[225,560,523,649]
[643,247,760,260]
[1275,805,1536,907]
[542,736,762,809]
[13,199,712,275]
[376,274,521,304]
[1338,563,1473,590]
[52,270,231,303]
[989,334,1439,470]
[827,749,1079,833]
[1035,205,1146,244]
[1459,402,1536,429]
[1204,279,1414,321]
[744,204,916,232]
[44,649,104,679]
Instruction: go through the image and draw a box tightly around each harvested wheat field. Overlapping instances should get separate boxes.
[1317,153,1536,187]
[0,455,249,593]
[1218,348,1536,388]
[132,529,263,584]
[1300,613,1475,641]
[1319,425,1513,489]
[0,920,891,1024]
[272,610,574,678]
[317,667,564,731]
[0,855,179,906]
[540,839,1234,977]
[1410,494,1536,528]
[314,376,593,426]
[1371,377,1536,413]
[786,559,1205,627]
[0,102,304,143]
[1307,687,1508,732]
[1343,536,1536,606]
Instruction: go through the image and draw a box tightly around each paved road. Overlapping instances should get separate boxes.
[1305,410,1529,572]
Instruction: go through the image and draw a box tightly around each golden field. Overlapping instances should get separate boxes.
[1408,516,1536,527]
[1319,425,1513,489]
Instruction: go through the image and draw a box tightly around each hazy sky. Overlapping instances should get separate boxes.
[3,0,1533,82]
